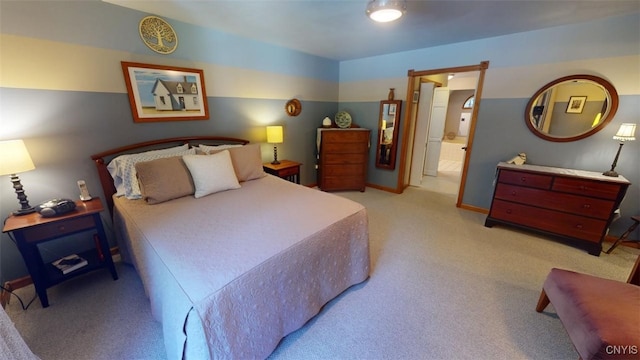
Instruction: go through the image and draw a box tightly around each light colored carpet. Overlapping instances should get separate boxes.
[5,186,638,360]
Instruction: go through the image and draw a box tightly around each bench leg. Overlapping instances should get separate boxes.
[536,289,550,312]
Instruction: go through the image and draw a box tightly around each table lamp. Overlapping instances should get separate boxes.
[266,126,283,165]
[603,123,636,177]
[0,139,36,215]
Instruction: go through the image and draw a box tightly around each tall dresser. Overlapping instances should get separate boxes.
[317,128,370,192]
[485,162,630,256]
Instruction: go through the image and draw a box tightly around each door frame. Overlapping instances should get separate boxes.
[397,61,490,209]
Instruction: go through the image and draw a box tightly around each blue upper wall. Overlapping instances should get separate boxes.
[0,0,339,82]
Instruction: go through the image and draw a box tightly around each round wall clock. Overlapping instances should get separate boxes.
[139,16,178,54]
[285,99,302,116]
[335,111,352,128]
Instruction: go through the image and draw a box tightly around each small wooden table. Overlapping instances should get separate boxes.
[263,160,302,184]
[2,197,118,307]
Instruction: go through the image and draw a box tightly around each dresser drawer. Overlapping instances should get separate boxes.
[494,184,615,220]
[21,215,96,243]
[490,200,605,242]
[323,164,365,176]
[323,153,367,165]
[322,131,369,143]
[322,176,365,190]
[322,142,368,154]
[552,177,622,200]
[498,170,552,189]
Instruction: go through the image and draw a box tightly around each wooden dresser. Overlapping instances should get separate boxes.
[485,162,630,256]
[317,128,370,192]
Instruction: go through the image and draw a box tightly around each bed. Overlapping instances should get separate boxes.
[90,136,370,360]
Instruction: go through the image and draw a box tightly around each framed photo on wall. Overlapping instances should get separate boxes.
[566,96,587,114]
[388,104,397,116]
[121,62,209,122]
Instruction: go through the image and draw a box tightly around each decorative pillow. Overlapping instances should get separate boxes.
[182,151,241,198]
[135,156,195,204]
[107,144,195,199]
[198,143,243,154]
[207,143,266,182]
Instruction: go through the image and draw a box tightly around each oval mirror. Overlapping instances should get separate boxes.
[525,74,618,142]
[376,100,402,169]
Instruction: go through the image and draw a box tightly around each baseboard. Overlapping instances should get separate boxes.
[459,203,489,214]
[366,183,402,193]
[1,276,31,309]
[1,247,120,308]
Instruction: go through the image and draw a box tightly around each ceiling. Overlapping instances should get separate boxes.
[104,0,640,61]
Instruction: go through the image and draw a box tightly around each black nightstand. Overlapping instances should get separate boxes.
[2,197,118,308]
[263,160,302,184]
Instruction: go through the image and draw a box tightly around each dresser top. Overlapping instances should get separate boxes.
[497,162,630,184]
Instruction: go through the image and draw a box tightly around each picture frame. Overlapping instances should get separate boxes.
[388,103,397,116]
[566,96,587,114]
[121,61,209,123]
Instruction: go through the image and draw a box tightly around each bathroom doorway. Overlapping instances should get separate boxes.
[397,61,489,209]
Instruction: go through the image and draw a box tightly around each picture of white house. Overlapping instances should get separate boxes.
[151,78,200,111]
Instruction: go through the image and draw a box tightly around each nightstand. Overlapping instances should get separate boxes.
[2,197,118,308]
[263,160,302,184]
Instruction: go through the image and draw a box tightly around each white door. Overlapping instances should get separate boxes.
[423,87,450,176]
[409,82,435,186]
[459,112,471,136]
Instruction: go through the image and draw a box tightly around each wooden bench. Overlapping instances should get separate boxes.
[536,256,640,359]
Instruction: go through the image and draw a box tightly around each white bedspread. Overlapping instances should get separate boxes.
[113,175,370,359]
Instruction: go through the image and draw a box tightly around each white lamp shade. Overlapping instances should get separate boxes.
[0,139,36,176]
[613,123,636,141]
[266,126,284,144]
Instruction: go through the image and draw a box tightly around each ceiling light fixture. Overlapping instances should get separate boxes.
[366,0,406,23]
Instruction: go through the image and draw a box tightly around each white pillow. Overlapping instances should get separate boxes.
[182,151,241,198]
[198,143,243,154]
[107,144,194,199]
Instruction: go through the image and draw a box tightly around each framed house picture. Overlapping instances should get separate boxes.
[121,62,209,122]
[566,96,587,114]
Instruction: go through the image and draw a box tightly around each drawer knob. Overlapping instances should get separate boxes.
[579,185,588,191]
[520,177,527,182]
[575,224,583,229]
[506,209,512,214]
[58,225,66,232]
[511,191,517,196]
[583,204,591,209]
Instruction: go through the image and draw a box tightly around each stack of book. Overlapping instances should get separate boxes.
[52,254,87,274]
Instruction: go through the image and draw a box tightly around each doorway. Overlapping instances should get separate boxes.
[421,88,475,195]
[397,61,489,209]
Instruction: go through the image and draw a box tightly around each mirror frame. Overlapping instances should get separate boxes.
[525,74,618,142]
[375,100,402,170]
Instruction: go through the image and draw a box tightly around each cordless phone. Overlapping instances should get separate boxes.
[78,180,92,201]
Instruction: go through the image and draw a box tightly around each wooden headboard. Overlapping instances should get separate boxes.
[90,136,250,216]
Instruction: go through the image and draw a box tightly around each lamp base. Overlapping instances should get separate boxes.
[12,207,36,216]
[9,173,35,216]
[602,170,619,177]
[271,145,280,165]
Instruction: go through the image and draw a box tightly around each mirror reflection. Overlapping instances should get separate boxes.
[525,75,618,142]
[376,100,402,169]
